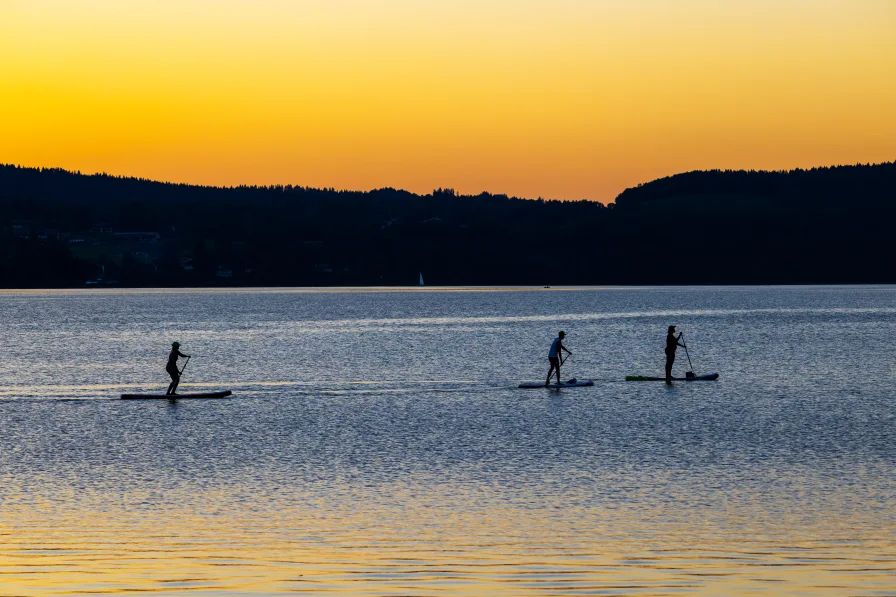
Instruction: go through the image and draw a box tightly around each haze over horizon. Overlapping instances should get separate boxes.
[2,0,895,202]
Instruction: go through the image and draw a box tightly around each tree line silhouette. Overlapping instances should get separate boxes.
[0,162,893,287]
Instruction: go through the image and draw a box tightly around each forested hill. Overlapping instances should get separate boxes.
[615,162,896,210]
[0,162,894,287]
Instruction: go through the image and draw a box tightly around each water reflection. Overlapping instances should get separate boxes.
[3,481,893,595]
[0,287,894,595]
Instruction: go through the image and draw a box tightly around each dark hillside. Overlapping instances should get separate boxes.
[0,162,894,287]
[0,165,608,287]
[615,162,896,211]
[609,163,896,284]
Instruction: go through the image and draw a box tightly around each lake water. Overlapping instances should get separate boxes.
[0,286,893,596]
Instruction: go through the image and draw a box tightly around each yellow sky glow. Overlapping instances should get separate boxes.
[1,0,895,201]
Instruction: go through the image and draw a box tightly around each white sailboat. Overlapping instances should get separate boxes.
[419,272,424,286]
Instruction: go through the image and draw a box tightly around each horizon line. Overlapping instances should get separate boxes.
[3,160,894,204]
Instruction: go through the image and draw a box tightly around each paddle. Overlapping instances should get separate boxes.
[179,355,191,376]
[680,334,696,378]
[560,352,574,383]
[560,352,571,369]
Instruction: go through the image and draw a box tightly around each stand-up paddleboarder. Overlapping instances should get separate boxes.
[545,331,572,386]
[665,326,685,383]
[166,342,190,395]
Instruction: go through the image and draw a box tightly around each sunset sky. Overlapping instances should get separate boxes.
[1,0,894,202]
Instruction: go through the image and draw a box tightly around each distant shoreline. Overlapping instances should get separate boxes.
[2,162,895,287]
[1,284,894,295]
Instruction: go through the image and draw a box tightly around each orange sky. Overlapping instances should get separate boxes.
[1,0,895,202]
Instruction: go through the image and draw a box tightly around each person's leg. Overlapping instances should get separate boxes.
[555,361,562,384]
[170,372,180,395]
[545,361,555,386]
[665,354,674,382]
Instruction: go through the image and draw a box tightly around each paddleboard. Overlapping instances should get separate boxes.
[121,390,233,400]
[519,379,595,389]
[625,373,719,381]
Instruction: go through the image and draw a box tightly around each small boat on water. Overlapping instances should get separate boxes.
[625,373,719,381]
[121,390,233,400]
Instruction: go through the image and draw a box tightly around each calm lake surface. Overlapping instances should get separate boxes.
[0,286,893,596]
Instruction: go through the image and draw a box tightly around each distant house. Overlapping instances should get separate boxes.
[180,258,195,272]
[215,266,233,278]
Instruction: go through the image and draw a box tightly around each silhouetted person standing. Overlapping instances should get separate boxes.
[545,331,571,386]
[166,342,190,395]
[665,326,685,383]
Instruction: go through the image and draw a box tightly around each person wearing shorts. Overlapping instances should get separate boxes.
[545,331,571,386]
[665,325,685,383]
[166,341,190,395]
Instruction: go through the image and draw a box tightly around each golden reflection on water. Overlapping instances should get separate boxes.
[2,287,895,594]
[1,482,893,596]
